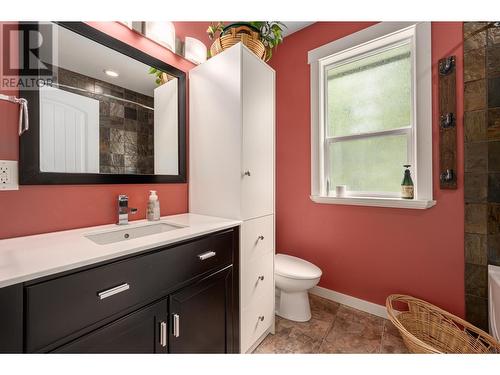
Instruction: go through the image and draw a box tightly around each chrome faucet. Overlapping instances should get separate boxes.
[117,195,138,225]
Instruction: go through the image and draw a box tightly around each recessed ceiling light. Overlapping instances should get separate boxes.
[104,69,119,77]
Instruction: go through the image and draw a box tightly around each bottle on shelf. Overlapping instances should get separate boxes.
[401,165,414,199]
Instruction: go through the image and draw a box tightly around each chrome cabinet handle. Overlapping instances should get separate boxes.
[243,170,251,176]
[257,235,264,241]
[160,321,167,347]
[173,314,180,338]
[258,315,265,322]
[258,275,264,281]
[198,251,216,261]
[98,283,130,300]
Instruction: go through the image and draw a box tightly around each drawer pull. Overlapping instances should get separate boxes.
[258,275,265,281]
[160,321,167,347]
[173,314,180,338]
[258,315,265,322]
[98,283,130,300]
[258,235,265,241]
[198,251,216,261]
[243,170,251,177]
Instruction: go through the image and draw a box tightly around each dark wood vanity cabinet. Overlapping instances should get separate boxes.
[1,227,239,354]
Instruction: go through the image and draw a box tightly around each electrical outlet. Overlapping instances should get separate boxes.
[0,160,19,191]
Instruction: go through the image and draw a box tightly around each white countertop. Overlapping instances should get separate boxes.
[0,213,241,288]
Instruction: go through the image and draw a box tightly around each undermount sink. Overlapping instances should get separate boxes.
[85,222,186,245]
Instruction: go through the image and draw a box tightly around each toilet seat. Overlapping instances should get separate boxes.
[275,254,322,280]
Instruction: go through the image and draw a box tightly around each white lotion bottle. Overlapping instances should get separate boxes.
[147,190,161,221]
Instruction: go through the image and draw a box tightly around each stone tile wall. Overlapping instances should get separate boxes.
[463,22,500,330]
[57,67,155,174]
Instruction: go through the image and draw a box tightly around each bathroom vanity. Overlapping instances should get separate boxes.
[0,214,240,353]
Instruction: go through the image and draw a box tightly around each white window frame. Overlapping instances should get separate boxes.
[309,22,436,209]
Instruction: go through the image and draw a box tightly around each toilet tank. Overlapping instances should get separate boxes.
[489,264,500,340]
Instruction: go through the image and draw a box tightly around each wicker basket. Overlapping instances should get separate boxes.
[210,25,266,61]
[386,294,500,353]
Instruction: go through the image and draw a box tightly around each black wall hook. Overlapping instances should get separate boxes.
[440,113,455,129]
[440,169,455,183]
[439,56,455,75]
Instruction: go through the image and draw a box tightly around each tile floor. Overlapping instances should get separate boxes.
[254,294,409,354]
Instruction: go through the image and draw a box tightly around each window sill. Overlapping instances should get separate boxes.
[310,195,436,210]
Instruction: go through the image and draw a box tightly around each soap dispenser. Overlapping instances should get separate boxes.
[147,190,161,221]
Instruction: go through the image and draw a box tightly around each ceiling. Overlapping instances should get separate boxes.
[282,22,314,36]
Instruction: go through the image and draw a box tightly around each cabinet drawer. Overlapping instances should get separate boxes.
[241,215,274,263]
[241,251,274,310]
[241,294,274,353]
[26,229,235,352]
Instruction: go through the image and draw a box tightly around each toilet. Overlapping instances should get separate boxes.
[489,264,500,340]
[275,254,322,322]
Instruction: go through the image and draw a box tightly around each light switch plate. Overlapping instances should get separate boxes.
[0,160,19,191]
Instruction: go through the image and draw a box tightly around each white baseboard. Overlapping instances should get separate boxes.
[246,327,273,354]
[310,286,388,319]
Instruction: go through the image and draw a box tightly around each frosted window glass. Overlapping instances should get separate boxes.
[329,134,407,193]
[326,43,412,137]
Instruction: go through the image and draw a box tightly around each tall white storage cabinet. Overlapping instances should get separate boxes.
[189,43,275,353]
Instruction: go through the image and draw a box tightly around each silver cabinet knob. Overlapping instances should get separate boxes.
[258,315,265,322]
[258,275,264,281]
[244,170,251,176]
[258,235,264,241]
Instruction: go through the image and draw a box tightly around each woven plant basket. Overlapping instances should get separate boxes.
[386,294,500,353]
[210,25,266,61]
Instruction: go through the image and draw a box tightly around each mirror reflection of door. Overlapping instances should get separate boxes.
[40,86,99,173]
[154,79,178,175]
[39,23,179,175]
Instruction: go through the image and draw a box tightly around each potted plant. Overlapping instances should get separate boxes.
[207,21,286,62]
[148,67,171,86]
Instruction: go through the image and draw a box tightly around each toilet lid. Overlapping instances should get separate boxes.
[275,254,322,280]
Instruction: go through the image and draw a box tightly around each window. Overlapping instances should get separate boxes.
[309,22,435,209]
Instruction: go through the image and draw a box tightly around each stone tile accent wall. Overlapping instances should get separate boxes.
[57,67,155,174]
[463,22,500,330]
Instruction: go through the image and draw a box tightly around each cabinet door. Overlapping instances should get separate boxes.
[169,266,235,353]
[0,284,23,353]
[189,44,243,220]
[241,49,275,220]
[53,299,168,353]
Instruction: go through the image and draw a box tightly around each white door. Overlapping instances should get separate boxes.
[241,49,275,220]
[39,87,99,173]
